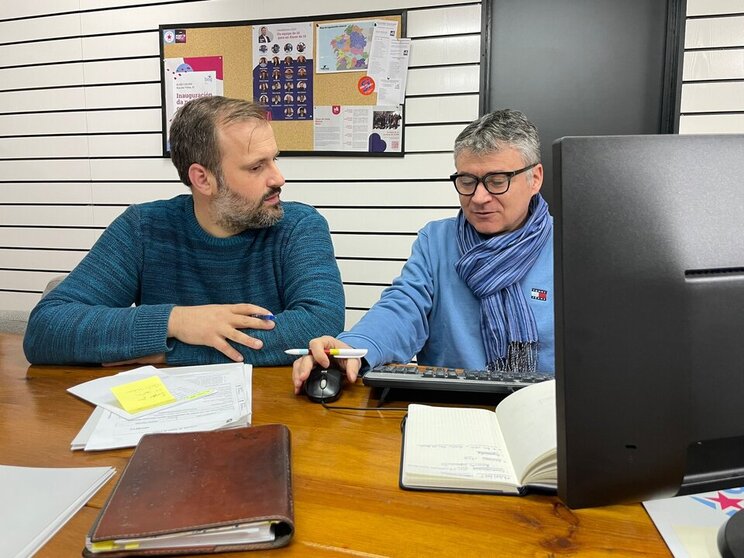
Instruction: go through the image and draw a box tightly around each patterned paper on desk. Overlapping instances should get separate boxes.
[643,486,744,557]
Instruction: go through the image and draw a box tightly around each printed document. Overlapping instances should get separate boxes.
[71,363,251,451]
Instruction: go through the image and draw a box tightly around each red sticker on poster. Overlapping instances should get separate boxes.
[358,76,375,96]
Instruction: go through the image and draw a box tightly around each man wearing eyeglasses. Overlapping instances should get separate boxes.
[292,109,553,393]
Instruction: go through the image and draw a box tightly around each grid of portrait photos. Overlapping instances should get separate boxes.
[253,24,313,121]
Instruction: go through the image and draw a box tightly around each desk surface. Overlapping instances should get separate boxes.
[0,333,670,557]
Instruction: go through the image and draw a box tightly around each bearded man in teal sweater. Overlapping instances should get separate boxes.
[24,96,345,366]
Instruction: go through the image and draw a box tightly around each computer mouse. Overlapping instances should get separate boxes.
[303,366,344,403]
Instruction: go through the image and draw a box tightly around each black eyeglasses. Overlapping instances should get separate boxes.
[449,163,538,196]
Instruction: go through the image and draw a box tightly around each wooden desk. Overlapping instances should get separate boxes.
[0,333,669,557]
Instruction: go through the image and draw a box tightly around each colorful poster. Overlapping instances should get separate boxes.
[316,20,375,73]
[253,23,313,121]
[313,105,402,153]
[163,56,223,149]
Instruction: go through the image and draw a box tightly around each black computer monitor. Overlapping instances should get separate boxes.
[553,134,744,509]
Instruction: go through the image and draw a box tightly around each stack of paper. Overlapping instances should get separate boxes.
[69,363,252,451]
[1,464,115,558]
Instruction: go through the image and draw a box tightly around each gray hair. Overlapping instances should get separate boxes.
[454,109,541,166]
[169,96,267,186]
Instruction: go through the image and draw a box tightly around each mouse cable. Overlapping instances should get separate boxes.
[320,402,408,412]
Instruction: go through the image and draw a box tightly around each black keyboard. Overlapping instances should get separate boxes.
[362,364,551,395]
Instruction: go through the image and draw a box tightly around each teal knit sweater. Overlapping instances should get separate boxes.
[23,195,345,366]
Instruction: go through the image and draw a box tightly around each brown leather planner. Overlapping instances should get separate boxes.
[83,424,293,556]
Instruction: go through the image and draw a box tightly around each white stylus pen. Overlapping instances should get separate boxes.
[284,348,368,358]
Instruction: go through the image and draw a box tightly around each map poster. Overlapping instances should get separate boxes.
[316,20,376,73]
[313,105,402,153]
[253,23,313,121]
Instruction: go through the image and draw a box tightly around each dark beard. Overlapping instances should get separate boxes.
[213,177,283,234]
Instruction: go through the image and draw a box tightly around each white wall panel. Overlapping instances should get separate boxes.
[409,34,480,67]
[679,113,744,134]
[406,65,479,95]
[683,50,744,81]
[405,94,478,124]
[0,63,85,91]
[91,153,454,181]
[0,37,82,67]
[0,112,88,136]
[681,82,744,112]
[79,0,180,10]
[0,159,91,181]
[404,123,463,152]
[345,284,388,308]
[0,249,86,271]
[78,0,475,36]
[83,58,160,85]
[1,1,79,19]
[0,270,70,292]
[687,0,744,17]
[0,205,95,227]
[407,4,481,37]
[344,309,365,330]
[87,134,162,157]
[0,228,100,250]
[91,205,127,227]
[685,16,744,48]
[283,181,455,206]
[0,87,86,113]
[84,83,161,109]
[338,259,404,284]
[0,135,89,159]
[0,13,81,43]
[332,234,416,259]
[88,158,180,181]
[0,183,92,204]
[86,108,162,133]
[91,182,187,204]
[82,32,160,59]
[322,207,456,233]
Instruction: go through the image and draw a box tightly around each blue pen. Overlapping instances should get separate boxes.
[250,313,275,321]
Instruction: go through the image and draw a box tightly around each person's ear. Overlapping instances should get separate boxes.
[530,163,544,194]
[188,163,217,196]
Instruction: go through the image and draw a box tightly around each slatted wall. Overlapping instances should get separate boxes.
[3,0,743,328]
[680,0,744,133]
[0,0,481,330]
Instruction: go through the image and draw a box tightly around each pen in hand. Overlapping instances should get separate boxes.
[284,348,367,358]
[249,313,276,321]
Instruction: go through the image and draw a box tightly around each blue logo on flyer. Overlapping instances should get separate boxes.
[163,29,175,44]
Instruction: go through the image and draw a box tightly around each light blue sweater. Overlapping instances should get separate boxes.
[339,216,554,374]
[23,195,345,366]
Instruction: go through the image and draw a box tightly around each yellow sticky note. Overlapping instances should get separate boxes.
[111,376,176,414]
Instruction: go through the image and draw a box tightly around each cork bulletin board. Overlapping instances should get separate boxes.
[159,10,407,157]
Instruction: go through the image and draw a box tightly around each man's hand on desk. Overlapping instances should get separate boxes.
[291,336,361,394]
[168,304,276,362]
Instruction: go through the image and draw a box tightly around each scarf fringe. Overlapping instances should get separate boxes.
[487,341,538,375]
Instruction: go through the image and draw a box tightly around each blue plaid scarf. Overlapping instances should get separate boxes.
[455,195,551,373]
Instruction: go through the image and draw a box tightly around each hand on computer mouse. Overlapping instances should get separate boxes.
[291,336,362,395]
[303,366,344,403]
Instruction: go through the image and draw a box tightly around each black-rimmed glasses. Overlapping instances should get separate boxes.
[449,163,538,196]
